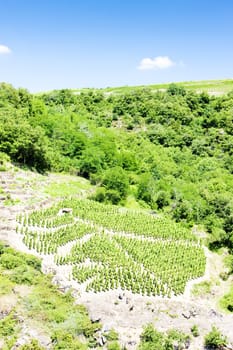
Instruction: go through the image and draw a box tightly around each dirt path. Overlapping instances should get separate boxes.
[1,167,233,349]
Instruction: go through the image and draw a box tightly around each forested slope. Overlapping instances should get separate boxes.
[0,82,233,255]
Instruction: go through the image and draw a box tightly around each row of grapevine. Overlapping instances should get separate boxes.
[17,210,74,228]
[20,222,95,254]
[57,198,197,241]
[16,197,206,297]
[56,232,205,296]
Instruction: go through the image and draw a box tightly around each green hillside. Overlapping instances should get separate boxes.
[1,80,233,255]
[72,78,233,95]
[0,79,233,310]
[1,75,233,347]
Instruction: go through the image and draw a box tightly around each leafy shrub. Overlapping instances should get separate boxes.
[139,324,190,350]
[220,286,233,312]
[51,331,87,349]
[0,249,41,272]
[191,324,199,337]
[102,166,129,199]
[139,324,164,349]
[24,255,41,271]
[0,253,23,269]
[204,326,227,349]
[166,329,190,350]
[0,312,18,337]
[0,273,15,295]
[18,339,45,350]
[0,151,10,171]
[9,265,41,285]
[107,341,121,350]
[105,328,119,341]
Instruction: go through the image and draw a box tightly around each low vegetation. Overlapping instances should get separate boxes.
[138,324,191,350]
[0,241,118,349]
[138,323,229,350]
[204,326,228,349]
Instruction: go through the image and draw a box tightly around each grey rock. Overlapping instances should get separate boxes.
[129,305,134,311]
[91,315,101,323]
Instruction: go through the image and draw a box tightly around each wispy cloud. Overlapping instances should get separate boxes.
[138,56,175,70]
[0,45,11,54]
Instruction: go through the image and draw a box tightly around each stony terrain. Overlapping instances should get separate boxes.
[1,166,233,349]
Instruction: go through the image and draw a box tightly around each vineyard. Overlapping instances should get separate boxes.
[16,198,206,297]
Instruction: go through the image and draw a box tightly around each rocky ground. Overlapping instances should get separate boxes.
[1,165,233,349]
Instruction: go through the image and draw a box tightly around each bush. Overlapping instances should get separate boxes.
[0,241,6,254]
[51,331,87,349]
[107,341,121,350]
[102,166,129,199]
[0,253,23,269]
[0,250,41,271]
[105,189,122,205]
[0,273,15,295]
[92,186,124,205]
[18,339,45,350]
[166,329,190,350]
[204,326,227,349]
[92,187,106,202]
[0,151,9,170]
[0,312,18,337]
[139,324,164,349]
[9,265,41,285]
[105,328,119,341]
[191,324,199,337]
[24,254,42,271]
[220,286,233,312]
[139,324,191,350]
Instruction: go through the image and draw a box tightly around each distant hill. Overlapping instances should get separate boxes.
[71,78,233,95]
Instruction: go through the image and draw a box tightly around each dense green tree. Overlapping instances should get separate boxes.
[102,166,129,199]
[78,148,105,178]
[0,115,50,171]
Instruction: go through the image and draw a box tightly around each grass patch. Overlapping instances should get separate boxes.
[0,311,20,350]
[124,194,142,209]
[22,279,101,348]
[73,78,233,95]
[192,280,212,296]
[4,196,20,206]
[0,271,15,295]
[44,175,91,198]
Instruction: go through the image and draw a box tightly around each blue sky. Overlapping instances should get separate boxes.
[0,0,232,92]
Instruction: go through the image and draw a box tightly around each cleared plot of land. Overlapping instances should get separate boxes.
[17,198,206,297]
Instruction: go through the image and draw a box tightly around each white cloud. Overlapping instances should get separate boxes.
[138,56,175,70]
[0,45,11,54]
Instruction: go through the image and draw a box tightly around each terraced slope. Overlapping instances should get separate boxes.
[17,198,206,297]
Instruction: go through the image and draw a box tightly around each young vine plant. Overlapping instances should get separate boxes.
[16,198,206,297]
